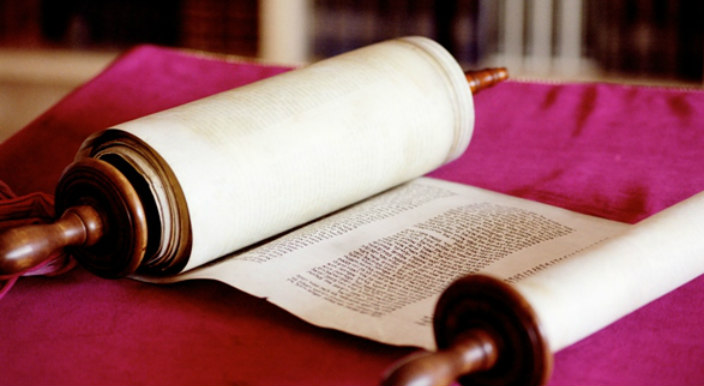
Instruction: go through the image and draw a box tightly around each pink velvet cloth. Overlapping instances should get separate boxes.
[0,46,703,385]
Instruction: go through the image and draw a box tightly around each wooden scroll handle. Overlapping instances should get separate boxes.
[0,158,148,278]
[382,275,552,386]
[0,205,102,275]
[382,329,498,386]
[465,68,509,94]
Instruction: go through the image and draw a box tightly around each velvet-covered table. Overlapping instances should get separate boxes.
[1,46,703,385]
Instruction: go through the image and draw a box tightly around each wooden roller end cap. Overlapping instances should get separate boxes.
[0,158,148,278]
[55,158,148,278]
[0,205,102,275]
[382,275,552,386]
[465,68,509,94]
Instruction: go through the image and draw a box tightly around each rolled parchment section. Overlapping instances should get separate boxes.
[78,37,476,274]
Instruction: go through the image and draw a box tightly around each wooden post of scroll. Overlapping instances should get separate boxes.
[0,158,150,277]
[0,67,508,279]
[382,274,551,386]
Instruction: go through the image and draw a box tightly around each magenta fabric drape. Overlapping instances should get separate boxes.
[0,45,702,385]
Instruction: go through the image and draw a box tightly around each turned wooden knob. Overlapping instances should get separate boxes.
[0,205,102,275]
[382,275,552,386]
[465,68,509,93]
[0,158,148,278]
[382,329,498,386]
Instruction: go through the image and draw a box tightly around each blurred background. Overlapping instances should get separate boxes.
[1,0,703,141]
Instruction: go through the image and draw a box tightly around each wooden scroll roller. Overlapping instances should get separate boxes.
[382,274,550,386]
[0,66,507,279]
[0,158,152,277]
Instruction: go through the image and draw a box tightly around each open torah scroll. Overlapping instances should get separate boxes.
[71,36,704,353]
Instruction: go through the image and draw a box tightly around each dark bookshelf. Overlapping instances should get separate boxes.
[0,0,702,81]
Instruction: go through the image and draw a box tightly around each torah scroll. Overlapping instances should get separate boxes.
[76,36,475,274]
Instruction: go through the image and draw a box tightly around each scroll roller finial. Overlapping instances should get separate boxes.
[381,275,552,386]
[0,158,149,278]
[465,68,509,94]
[0,205,103,275]
[381,329,498,386]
